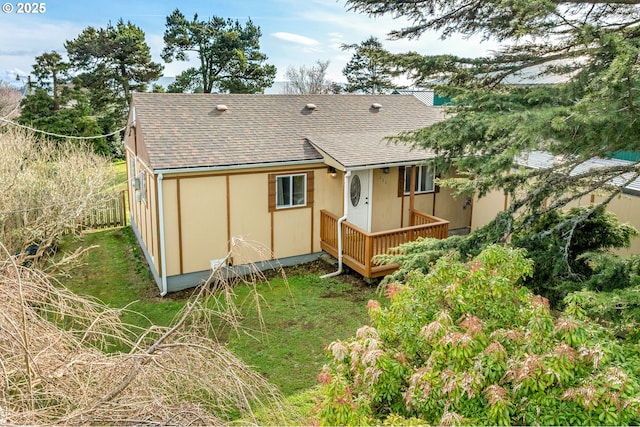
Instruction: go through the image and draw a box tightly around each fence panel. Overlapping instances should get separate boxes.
[81,190,128,231]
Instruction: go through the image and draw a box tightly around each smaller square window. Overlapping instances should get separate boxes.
[276,174,307,208]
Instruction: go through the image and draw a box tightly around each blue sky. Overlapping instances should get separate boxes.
[0,0,500,87]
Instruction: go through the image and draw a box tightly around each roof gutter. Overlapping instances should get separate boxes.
[321,170,351,279]
[157,173,168,296]
[153,159,322,176]
[344,160,436,172]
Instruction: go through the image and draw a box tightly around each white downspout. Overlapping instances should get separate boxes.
[321,170,351,279]
[157,173,168,296]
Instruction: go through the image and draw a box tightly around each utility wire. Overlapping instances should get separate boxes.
[0,115,127,140]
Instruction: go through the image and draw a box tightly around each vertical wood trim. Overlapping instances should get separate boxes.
[177,178,184,275]
[154,175,162,277]
[307,170,314,205]
[397,166,406,197]
[400,193,405,228]
[310,205,315,254]
[270,212,275,258]
[267,174,277,212]
[409,166,416,226]
[504,194,508,211]
[399,165,405,227]
[432,192,437,216]
[590,194,595,204]
[226,175,231,252]
[365,236,373,278]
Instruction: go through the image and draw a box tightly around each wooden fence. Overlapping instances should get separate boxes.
[81,190,128,230]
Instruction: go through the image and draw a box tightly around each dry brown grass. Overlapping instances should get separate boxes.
[0,237,287,425]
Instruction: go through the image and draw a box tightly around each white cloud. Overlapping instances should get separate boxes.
[272,32,321,47]
[0,18,86,82]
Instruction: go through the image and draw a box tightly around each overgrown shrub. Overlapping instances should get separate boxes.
[376,206,636,307]
[318,246,640,426]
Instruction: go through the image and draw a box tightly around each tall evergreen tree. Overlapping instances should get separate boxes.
[341,36,396,94]
[345,0,640,237]
[31,51,69,112]
[18,51,109,154]
[162,9,276,93]
[65,19,162,122]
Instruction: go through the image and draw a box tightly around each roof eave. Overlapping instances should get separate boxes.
[152,158,324,176]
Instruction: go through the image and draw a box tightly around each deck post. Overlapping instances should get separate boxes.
[409,165,416,226]
[364,235,373,278]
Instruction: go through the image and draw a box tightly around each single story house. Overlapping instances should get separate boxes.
[125,94,473,294]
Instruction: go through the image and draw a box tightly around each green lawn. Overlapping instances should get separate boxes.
[113,159,127,190]
[57,227,379,396]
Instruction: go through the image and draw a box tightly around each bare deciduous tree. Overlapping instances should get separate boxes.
[283,60,339,94]
[0,82,21,119]
[0,129,116,264]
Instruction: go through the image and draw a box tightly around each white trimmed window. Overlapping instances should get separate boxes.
[276,174,307,208]
[404,165,435,194]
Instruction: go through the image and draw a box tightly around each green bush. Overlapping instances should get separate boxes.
[317,246,640,426]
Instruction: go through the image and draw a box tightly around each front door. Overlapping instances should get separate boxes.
[347,170,371,232]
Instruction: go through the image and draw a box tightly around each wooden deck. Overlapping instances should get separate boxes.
[320,210,449,278]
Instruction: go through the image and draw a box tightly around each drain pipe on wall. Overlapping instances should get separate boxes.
[321,170,351,279]
[157,173,168,296]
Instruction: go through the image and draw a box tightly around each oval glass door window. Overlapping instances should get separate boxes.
[350,174,361,207]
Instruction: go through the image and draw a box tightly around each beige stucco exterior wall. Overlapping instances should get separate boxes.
[126,148,160,275]
[153,164,337,276]
[370,167,471,232]
[228,173,272,264]
[433,186,472,231]
[471,189,507,230]
[371,168,407,232]
[161,179,180,276]
[180,176,228,273]
[605,194,640,255]
[312,169,344,251]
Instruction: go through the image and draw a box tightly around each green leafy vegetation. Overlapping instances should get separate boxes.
[341,36,397,94]
[162,9,276,93]
[318,245,640,426]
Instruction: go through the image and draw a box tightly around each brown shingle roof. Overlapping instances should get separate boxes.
[130,93,446,171]
[307,131,437,169]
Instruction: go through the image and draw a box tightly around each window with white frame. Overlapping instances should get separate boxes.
[276,174,306,208]
[404,165,435,194]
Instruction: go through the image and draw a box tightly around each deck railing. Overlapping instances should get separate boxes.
[320,210,449,278]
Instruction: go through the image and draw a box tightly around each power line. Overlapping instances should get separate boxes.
[0,116,127,140]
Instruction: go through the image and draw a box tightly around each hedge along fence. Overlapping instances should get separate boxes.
[81,190,128,231]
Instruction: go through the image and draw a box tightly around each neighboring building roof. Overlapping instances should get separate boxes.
[129,93,445,172]
[392,89,436,106]
[518,150,640,196]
